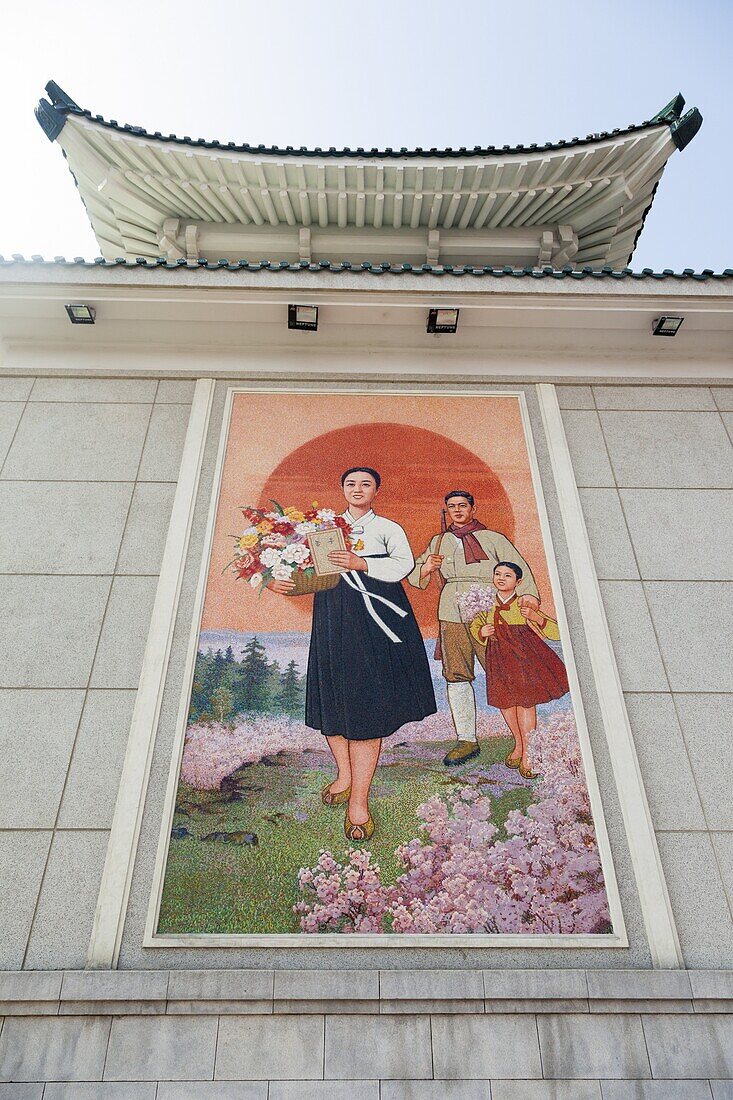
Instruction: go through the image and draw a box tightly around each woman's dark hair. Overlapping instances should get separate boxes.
[494,560,523,581]
[445,490,474,507]
[341,466,381,489]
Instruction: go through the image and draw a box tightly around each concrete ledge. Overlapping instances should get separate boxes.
[274,969,379,1013]
[689,971,733,1013]
[0,971,62,1017]
[587,969,694,1014]
[380,969,484,1014]
[0,968,731,1016]
[166,969,273,1014]
[483,969,589,1014]
[59,971,168,1015]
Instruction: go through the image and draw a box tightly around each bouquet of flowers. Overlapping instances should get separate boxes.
[456,583,497,623]
[227,500,355,596]
[456,582,497,642]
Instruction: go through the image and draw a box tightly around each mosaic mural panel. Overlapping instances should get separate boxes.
[153,390,618,941]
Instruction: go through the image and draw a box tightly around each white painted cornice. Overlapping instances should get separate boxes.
[0,267,730,381]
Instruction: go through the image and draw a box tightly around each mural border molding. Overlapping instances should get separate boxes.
[140,382,629,950]
[86,377,216,969]
[536,382,682,969]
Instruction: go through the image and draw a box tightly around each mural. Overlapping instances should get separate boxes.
[155,391,614,938]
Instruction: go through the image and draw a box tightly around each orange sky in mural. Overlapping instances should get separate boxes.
[201,392,555,637]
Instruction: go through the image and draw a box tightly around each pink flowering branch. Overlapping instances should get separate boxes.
[295,711,612,936]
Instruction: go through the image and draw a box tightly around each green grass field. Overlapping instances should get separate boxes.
[158,734,536,935]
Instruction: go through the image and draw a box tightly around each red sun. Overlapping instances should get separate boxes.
[259,422,513,636]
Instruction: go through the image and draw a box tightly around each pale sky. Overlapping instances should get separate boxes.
[1,0,730,271]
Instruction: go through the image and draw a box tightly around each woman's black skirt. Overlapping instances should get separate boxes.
[305,567,437,741]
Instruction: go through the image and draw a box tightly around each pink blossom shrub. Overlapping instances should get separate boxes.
[180,716,324,790]
[295,711,611,935]
[389,787,499,934]
[181,710,505,791]
[294,849,391,933]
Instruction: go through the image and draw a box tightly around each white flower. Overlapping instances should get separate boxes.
[271,562,294,580]
[249,573,264,588]
[317,508,336,521]
[281,542,310,565]
[240,525,258,537]
[259,547,283,568]
[295,521,317,536]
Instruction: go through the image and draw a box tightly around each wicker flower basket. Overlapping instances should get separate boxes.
[286,570,341,596]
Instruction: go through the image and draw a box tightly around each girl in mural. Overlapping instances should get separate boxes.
[470,561,569,778]
[268,467,436,841]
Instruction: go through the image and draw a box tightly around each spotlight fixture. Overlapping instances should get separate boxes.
[427,307,459,334]
[64,303,96,325]
[652,315,684,337]
[288,304,318,331]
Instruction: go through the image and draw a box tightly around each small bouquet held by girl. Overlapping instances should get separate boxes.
[457,563,570,779]
[227,501,358,596]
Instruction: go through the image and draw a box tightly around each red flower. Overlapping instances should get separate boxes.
[236,554,262,579]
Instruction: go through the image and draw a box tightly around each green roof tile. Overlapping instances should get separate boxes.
[35,81,702,160]
[1,255,731,280]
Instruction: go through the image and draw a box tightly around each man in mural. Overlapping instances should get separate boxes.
[408,490,540,766]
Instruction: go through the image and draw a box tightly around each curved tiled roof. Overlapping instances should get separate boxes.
[36,83,702,158]
[2,255,731,280]
[33,83,704,272]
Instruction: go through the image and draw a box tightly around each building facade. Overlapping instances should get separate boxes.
[0,83,731,1095]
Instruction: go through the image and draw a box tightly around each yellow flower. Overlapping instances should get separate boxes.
[311,500,319,508]
[353,539,365,551]
[257,520,273,534]
[284,507,305,522]
[239,533,259,549]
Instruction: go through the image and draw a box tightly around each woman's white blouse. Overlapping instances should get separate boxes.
[342,509,415,583]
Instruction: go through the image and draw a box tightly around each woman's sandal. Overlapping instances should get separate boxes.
[518,762,537,779]
[321,782,351,807]
[504,754,521,769]
[344,811,375,842]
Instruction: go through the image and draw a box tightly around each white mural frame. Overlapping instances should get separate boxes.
[141,382,629,950]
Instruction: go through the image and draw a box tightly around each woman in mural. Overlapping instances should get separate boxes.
[470,561,569,778]
[268,466,436,841]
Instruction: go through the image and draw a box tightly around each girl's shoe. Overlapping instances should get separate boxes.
[345,811,375,842]
[504,754,521,769]
[518,762,537,779]
[321,782,351,807]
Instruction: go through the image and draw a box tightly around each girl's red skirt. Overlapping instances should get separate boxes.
[485,623,569,709]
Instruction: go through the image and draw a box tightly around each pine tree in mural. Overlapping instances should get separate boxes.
[238,635,271,712]
[188,638,306,722]
[278,659,304,716]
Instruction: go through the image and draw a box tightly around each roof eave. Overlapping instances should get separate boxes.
[35,81,703,161]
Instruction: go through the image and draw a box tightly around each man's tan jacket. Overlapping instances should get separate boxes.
[407,528,539,623]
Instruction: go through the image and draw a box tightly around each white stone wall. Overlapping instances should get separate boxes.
[558,383,733,968]
[0,376,194,969]
[1,376,732,973]
[1,374,733,1093]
